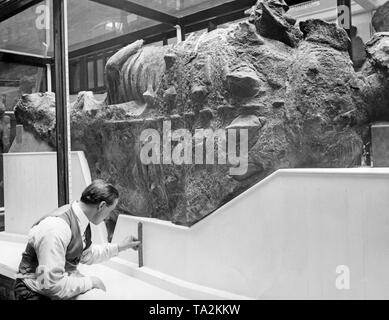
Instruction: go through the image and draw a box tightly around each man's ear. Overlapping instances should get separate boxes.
[98,201,107,211]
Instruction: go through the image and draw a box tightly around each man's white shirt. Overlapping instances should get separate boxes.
[18,201,119,300]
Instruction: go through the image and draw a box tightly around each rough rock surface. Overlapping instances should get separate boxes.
[373,1,389,32]
[248,0,303,48]
[14,92,57,147]
[360,32,389,120]
[14,0,389,226]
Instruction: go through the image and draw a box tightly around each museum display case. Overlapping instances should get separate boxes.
[1,0,388,229]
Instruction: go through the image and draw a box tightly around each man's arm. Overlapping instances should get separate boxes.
[80,236,140,265]
[32,218,95,300]
[80,243,119,265]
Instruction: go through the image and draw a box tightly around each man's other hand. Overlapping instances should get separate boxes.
[118,235,141,252]
[91,276,106,291]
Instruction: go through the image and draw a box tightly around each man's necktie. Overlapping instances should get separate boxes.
[83,223,92,250]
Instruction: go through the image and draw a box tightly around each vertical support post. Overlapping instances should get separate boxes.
[175,0,181,10]
[208,21,217,32]
[181,25,186,42]
[138,222,143,268]
[337,0,353,59]
[175,25,183,43]
[120,10,129,33]
[46,64,52,92]
[53,0,69,206]
[45,0,52,92]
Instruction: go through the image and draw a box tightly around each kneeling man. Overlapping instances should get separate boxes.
[14,179,140,300]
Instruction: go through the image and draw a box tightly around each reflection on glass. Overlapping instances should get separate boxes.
[0,61,48,210]
[0,62,47,112]
[0,61,47,151]
[67,0,158,51]
[87,60,95,89]
[97,58,104,87]
[0,0,53,56]
[70,61,81,93]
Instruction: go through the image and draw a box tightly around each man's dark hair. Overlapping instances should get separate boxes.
[81,179,119,206]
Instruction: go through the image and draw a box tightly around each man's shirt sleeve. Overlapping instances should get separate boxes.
[29,217,93,300]
[80,242,119,265]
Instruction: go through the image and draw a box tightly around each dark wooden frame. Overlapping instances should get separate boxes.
[0,49,52,67]
[53,0,69,206]
[89,0,179,26]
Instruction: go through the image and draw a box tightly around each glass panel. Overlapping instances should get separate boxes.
[0,0,54,234]
[0,0,53,56]
[67,0,159,52]
[87,60,95,89]
[0,62,49,229]
[62,0,384,232]
[0,62,47,112]
[126,0,233,17]
[96,58,104,87]
[70,61,81,93]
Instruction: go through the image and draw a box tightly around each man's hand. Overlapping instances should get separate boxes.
[91,276,106,292]
[117,235,141,252]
